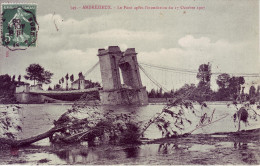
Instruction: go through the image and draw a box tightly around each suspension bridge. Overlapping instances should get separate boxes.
[15,46,260,104]
[84,59,259,93]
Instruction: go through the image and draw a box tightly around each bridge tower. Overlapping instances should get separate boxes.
[97,46,148,105]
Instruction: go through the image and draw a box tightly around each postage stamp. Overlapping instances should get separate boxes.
[1,3,38,50]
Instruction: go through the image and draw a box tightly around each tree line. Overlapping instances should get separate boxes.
[147,63,260,102]
[0,74,20,103]
[53,72,101,91]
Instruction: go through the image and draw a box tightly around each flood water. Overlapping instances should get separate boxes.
[0,103,260,164]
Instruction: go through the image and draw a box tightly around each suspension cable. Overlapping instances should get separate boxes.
[140,62,260,77]
[84,61,100,78]
[138,64,169,92]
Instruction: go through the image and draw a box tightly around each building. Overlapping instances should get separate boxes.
[71,74,89,90]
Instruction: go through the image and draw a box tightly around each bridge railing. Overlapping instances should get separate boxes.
[29,87,100,94]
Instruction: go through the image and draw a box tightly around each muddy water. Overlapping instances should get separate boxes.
[0,103,259,164]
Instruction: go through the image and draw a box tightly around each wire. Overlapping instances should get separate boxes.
[83,61,100,78]
[140,62,260,77]
[138,64,169,92]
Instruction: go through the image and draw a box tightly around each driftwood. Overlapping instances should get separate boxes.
[0,112,139,147]
[0,127,63,147]
[0,116,95,147]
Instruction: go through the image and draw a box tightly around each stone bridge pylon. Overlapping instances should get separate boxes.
[97,46,148,105]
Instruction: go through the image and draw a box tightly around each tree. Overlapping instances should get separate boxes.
[215,74,245,101]
[70,74,74,89]
[158,87,163,98]
[216,73,230,89]
[196,63,213,101]
[156,89,160,98]
[216,73,231,100]
[54,84,61,90]
[0,74,12,90]
[148,89,156,98]
[61,77,64,88]
[196,83,214,101]
[197,63,211,88]
[174,84,196,98]
[78,72,83,89]
[0,74,16,103]
[24,64,44,85]
[12,75,15,82]
[24,64,53,85]
[170,90,174,98]
[249,85,256,99]
[41,71,54,84]
[48,86,52,91]
[256,85,260,102]
[70,74,74,83]
[228,76,245,100]
[65,73,69,90]
[18,75,21,83]
[163,92,171,98]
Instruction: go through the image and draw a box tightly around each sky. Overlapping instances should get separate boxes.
[0,0,259,91]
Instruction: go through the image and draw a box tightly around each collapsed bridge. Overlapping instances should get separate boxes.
[15,46,149,105]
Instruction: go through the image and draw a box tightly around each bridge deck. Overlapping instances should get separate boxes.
[29,87,99,95]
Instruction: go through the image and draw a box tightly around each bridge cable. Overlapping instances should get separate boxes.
[138,64,169,92]
[83,61,100,78]
[140,62,260,77]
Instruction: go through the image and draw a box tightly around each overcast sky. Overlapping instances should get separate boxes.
[0,0,259,91]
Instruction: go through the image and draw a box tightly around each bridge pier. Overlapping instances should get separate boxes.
[97,46,148,105]
[14,84,45,103]
[99,87,148,105]
[15,92,45,104]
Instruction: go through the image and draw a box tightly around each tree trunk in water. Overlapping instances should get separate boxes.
[0,127,61,147]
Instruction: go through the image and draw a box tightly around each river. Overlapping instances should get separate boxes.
[0,103,259,164]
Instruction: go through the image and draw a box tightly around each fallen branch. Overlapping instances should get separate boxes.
[0,118,91,147]
[0,127,62,147]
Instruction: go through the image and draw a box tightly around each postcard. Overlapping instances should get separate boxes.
[0,0,259,165]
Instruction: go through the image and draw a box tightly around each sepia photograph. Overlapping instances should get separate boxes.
[0,0,259,164]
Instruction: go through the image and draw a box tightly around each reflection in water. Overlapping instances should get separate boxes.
[51,144,86,164]
[52,145,97,164]
[233,141,258,164]
[1,140,259,164]
[157,143,190,155]
[54,149,69,161]
[26,152,67,165]
[123,147,140,158]
[51,144,141,164]
[158,143,170,154]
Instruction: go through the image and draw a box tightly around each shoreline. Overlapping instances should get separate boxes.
[0,100,236,105]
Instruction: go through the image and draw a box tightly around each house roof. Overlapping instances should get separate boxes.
[72,79,91,85]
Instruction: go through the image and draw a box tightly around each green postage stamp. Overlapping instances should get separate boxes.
[1,3,38,50]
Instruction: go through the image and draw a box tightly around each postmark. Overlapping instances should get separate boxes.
[1,3,38,51]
